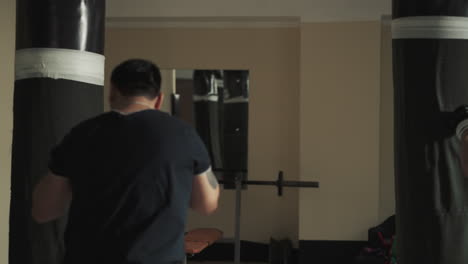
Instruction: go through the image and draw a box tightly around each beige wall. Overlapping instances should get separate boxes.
[299,22,381,241]
[105,27,301,243]
[0,0,15,263]
[378,21,395,221]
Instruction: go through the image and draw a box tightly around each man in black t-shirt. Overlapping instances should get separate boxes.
[32,59,220,264]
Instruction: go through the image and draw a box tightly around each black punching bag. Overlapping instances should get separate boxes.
[10,1,105,264]
[393,2,468,263]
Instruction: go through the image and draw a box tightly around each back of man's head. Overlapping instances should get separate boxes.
[111,59,161,99]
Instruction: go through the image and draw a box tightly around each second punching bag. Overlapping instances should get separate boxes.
[393,1,468,263]
[10,1,105,264]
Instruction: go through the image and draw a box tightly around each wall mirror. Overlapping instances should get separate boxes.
[171,69,249,184]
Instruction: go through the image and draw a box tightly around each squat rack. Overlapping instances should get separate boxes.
[215,170,319,264]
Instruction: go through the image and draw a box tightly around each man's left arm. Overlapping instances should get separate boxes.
[32,171,72,223]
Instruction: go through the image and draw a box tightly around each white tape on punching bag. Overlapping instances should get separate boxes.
[15,48,105,85]
[392,16,468,39]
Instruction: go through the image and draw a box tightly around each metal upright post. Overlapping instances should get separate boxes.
[234,174,242,264]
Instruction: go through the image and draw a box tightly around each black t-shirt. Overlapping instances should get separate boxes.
[48,109,211,264]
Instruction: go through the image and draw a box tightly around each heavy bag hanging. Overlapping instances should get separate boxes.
[10,1,105,264]
[393,1,468,263]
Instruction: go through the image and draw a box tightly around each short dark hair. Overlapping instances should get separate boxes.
[111,59,161,99]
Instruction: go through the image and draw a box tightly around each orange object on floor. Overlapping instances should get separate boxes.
[185,228,223,255]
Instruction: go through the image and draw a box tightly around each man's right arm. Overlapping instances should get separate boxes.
[191,168,220,215]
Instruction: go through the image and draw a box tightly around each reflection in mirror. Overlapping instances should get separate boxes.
[173,70,249,183]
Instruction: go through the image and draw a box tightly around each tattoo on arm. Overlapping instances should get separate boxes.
[207,171,219,189]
